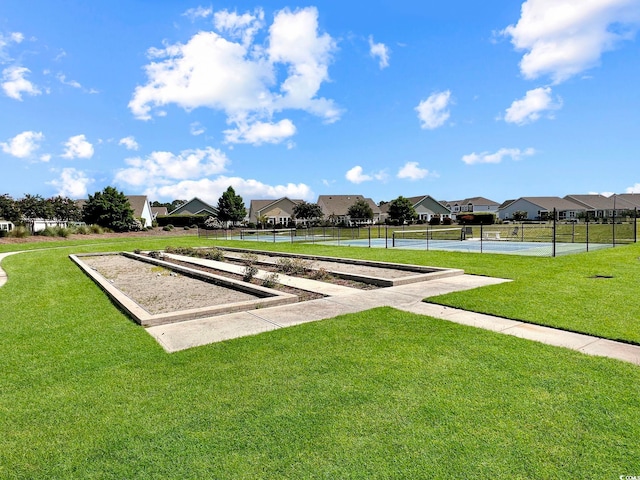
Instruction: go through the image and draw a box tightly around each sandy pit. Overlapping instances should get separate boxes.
[81,254,259,315]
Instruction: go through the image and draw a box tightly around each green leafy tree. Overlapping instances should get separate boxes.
[216,186,246,225]
[388,196,418,224]
[82,186,135,232]
[0,194,20,223]
[347,199,374,223]
[292,201,324,224]
[49,196,82,222]
[17,194,52,220]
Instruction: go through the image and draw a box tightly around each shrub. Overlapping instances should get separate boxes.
[90,224,104,234]
[40,226,58,237]
[75,225,91,234]
[309,267,330,281]
[242,253,259,282]
[262,272,279,288]
[276,257,310,276]
[183,226,191,230]
[203,248,225,261]
[9,226,30,238]
[148,251,163,259]
[162,225,172,232]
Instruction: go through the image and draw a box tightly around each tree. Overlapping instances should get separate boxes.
[49,196,82,222]
[0,194,20,223]
[292,201,324,225]
[512,210,527,221]
[82,186,135,232]
[17,194,51,220]
[387,196,417,224]
[347,199,373,223]
[216,186,246,226]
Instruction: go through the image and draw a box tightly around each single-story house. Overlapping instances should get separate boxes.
[248,197,303,226]
[317,195,381,224]
[498,196,586,221]
[169,197,218,217]
[564,194,637,220]
[0,218,15,233]
[408,195,451,222]
[442,196,499,220]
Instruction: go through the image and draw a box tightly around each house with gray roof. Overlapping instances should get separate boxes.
[564,194,637,220]
[498,196,586,221]
[169,197,217,217]
[441,196,499,220]
[317,195,381,224]
[406,195,451,222]
[248,197,303,227]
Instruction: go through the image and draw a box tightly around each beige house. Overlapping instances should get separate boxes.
[317,195,381,224]
[248,197,303,226]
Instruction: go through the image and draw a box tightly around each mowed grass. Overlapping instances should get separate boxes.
[1,237,640,477]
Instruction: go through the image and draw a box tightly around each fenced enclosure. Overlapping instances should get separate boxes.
[198,209,639,257]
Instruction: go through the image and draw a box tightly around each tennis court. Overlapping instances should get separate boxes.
[315,236,612,256]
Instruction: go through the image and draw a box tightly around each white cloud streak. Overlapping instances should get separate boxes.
[182,6,213,21]
[1,131,44,158]
[224,119,296,145]
[415,90,452,129]
[368,35,390,69]
[502,0,640,83]
[462,147,535,165]
[504,87,562,125]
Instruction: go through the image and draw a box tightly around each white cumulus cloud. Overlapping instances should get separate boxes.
[345,165,387,184]
[145,176,314,205]
[626,184,640,193]
[415,90,452,130]
[368,35,390,69]
[129,6,339,146]
[1,131,44,158]
[2,66,41,100]
[62,134,94,159]
[504,87,563,125]
[118,136,139,151]
[114,147,229,188]
[48,168,93,198]
[397,162,432,180]
[462,147,535,165]
[502,0,640,83]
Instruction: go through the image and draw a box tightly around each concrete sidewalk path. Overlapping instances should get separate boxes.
[3,249,640,365]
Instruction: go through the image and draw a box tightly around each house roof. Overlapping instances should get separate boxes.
[250,198,303,214]
[126,195,149,218]
[443,196,499,206]
[614,194,640,209]
[565,194,637,211]
[317,195,381,216]
[151,206,168,217]
[498,199,516,209]
[514,196,586,211]
[169,197,217,215]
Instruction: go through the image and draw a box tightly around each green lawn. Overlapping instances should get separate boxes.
[1,237,640,478]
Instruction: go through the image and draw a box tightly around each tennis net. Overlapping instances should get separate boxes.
[392,227,464,247]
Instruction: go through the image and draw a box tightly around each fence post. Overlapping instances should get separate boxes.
[480,224,483,253]
[635,208,638,244]
[385,226,388,249]
[368,226,371,247]
[552,208,557,257]
[586,215,589,252]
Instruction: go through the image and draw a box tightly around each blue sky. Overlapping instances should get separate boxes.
[1,0,639,205]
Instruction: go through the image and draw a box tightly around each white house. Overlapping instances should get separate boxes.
[442,196,499,221]
[126,195,153,228]
[0,218,15,234]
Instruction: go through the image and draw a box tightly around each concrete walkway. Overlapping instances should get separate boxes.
[2,250,640,365]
